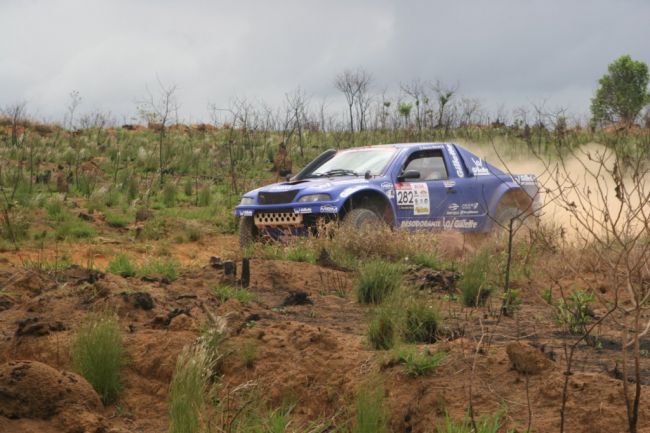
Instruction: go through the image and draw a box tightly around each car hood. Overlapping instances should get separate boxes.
[242,176,385,201]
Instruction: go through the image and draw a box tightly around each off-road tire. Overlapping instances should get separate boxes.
[343,207,383,231]
[239,216,257,249]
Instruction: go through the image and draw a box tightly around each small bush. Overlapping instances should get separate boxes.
[459,248,492,307]
[367,309,395,350]
[71,313,124,404]
[356,260,403,305]
[403,302,440,343]
[183,178,193,197]
[107,254,136,277]
[501,288,522,317]
[391,346,446,377]
[105,212,131,228]
[353,380,389,433]
[411,252,440,269]
[162,183,177,207]
[169,344,213,433]
[197,187,211,207]
[212,283,253,304]
[45,196,66,221]
[555,290,595,334]
[139,258,180,281]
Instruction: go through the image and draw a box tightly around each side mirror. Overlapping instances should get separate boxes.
[397,170,421,182]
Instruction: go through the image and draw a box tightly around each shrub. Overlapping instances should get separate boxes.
[107,254,136,277]
[555,290,595,334]
[183,178,193,197]
[391,346,446,377]
[71,313,124,404]
[105,212,131,228]
[356,260,403,304]
[411,252,440,269]
[212,283,253,304]
[139,258,180,281]
[197,187,211,207]
[169,344,213,433]
[45,196,66,221]
[367,309,395,350]
[353,380,389,433]
[459,248,492,307]
[162,183,177,207]
[403,302,440,343]
[501,288,522,317]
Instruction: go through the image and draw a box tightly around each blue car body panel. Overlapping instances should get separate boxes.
[234,143,538,233]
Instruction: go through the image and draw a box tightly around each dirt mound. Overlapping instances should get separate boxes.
[0,360,104,433]
[506,342,552,374]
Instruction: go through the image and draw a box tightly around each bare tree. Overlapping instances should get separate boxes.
[401,78,429,138]
[334,68,373,136]
[286,87,309,157]
[138,79,178,187]
[3,102,28,148]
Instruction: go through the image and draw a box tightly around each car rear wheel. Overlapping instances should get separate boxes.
[343,207,384,231]
[239,216,258,249]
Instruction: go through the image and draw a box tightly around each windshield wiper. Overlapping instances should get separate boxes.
[318,168,360,177]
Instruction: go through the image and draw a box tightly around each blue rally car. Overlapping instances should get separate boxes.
[235,143,539,246]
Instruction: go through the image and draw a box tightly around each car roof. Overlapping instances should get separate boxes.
[339,142,454,150]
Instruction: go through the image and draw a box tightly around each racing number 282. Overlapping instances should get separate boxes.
[396,189,414,206]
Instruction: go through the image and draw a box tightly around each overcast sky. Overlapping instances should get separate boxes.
[1,0,649,124]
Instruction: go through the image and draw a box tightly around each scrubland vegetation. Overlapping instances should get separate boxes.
[1,55,650,433]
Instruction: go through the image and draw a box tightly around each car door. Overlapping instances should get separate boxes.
[393,148,451,229]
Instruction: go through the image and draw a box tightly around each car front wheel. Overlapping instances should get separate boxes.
[343,207,384,231]
[239,216,258,249]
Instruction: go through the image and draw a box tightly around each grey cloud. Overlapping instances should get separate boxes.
[1,0,648,122]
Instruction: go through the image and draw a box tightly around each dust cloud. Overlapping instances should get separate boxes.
[456,139,650,240]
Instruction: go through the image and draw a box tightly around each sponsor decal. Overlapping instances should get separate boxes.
[268,184,293,191]
[319,205,338,213]
[459,202,481,216]
[446,144,465,178]
[386,189,394,199]
[240,210,253,217]
[514,174,537,185]
[443,180,456,188]
[470,157,490,176]
[294,207,312,214]
[400,217,478,230]
[340,185,365,198]
[396,182,430,215]
[448,203,459,212]
[380,181,393,190]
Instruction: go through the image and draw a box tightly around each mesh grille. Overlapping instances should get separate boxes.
[254,212,303,227]
[258,190,299,205]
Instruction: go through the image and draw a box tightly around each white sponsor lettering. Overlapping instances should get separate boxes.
[381,181,393,190]
[294,207,312,214]
[340,186,365,198]
[443,180,456,188]
[240,210,253,217]
[400,217,478,230]
[319,205,338,213]
[446,144,465,178]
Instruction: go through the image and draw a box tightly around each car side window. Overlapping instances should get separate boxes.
[403,150,448,181]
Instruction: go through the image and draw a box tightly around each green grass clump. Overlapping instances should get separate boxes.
[107,254,136,277]
[212,283,253,304]
[353,380,389,433]
[139,258,180,281]
[105,212,131,228]
[162,183,177,207]
[54,220,96,240]
[411,252,440,269]
[436,412,503,433]
[356,260,403,305]
[169,344,213,433]
[367,309,396,350]
[391,346,446,377]
[459,248,492,307]
[403,301,440,343]
[71,313,125,404]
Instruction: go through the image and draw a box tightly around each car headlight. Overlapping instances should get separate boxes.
[240,196,255,205]
[298,193,331,203]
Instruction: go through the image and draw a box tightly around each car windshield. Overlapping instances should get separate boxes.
[308,148,396,177]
